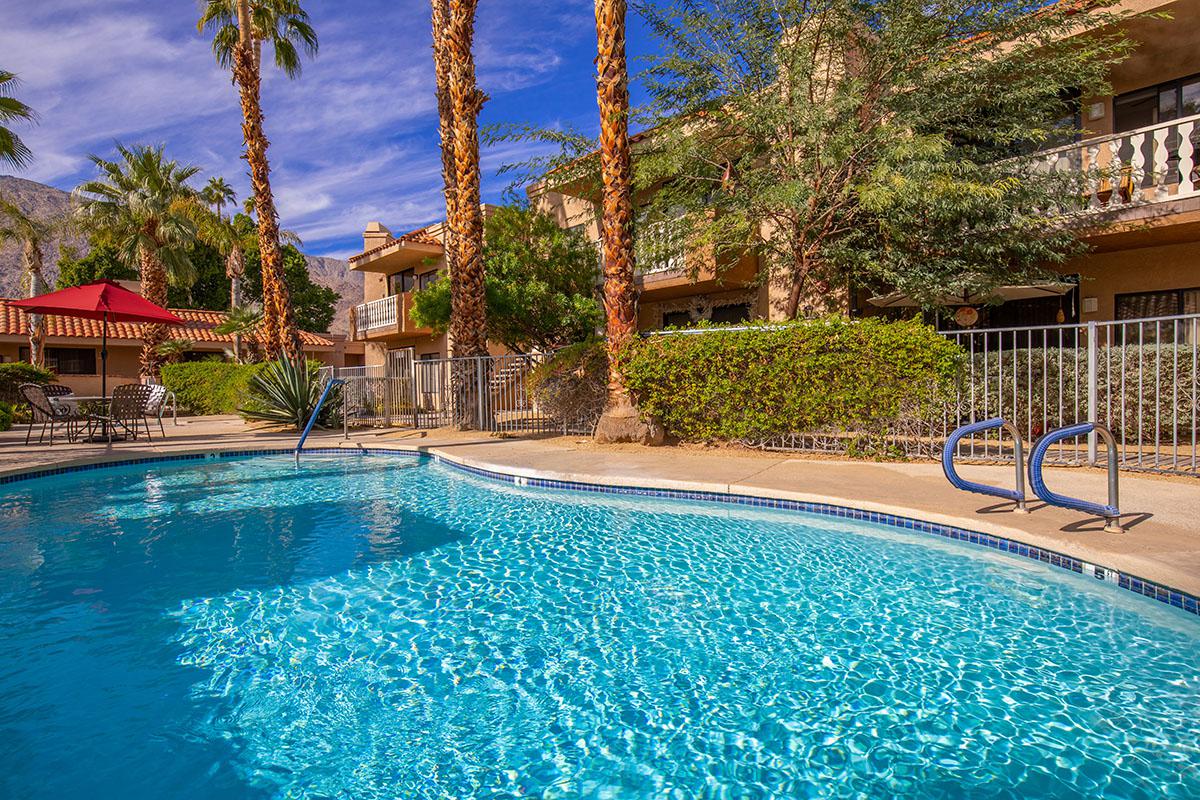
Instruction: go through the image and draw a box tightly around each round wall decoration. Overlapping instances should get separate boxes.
[954,306,980,328]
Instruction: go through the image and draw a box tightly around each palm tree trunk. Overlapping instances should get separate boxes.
[23,240,46,368]
[227,247,245,362]
[230,18,301,362]
[431,0,458,282]
[139,247,169,380]
[444,0,489,428]
[592,0,660,444]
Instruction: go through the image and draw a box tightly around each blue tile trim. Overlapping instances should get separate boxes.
[1,447,1196,620]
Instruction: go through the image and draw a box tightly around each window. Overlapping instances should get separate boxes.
[662,310,691,328]
[1114,287,1199,344]
[418,352,441,360]
[1114,74,1200,132]
[710,303,752,325]
[388,269,416,295]
[19,347,98,375]
[417,270,439,291]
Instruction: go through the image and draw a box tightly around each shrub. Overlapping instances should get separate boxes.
[0,401,13,432]
[528,341,608,433]
[161,361,266,415]
[240,358,340,430]
[617,317,963,447]
[0,362,55,404]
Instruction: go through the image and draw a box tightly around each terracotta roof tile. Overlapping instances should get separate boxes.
[349,226,443,263]
[0,300,334,348]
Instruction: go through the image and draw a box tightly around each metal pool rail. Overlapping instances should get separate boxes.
[1029,423,1124,533]
[942,418,1028,512]
[295,378,344,463]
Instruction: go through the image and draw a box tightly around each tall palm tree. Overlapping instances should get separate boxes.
[201,176,236,220]
[195,205,253,361]
[73,144,200,380]
[0,70,35,170]
[198,0,316,362]
[0,199,55,365]
[430,0,458,288]
[592,0,658,444]
[433,0,488,427]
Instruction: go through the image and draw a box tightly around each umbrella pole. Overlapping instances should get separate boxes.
[101,312,108,400]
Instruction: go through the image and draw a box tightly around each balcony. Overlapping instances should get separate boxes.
[1031,112,1200,218]
[349,293,432,341]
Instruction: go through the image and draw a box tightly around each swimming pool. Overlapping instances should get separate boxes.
[0,453,1196,799]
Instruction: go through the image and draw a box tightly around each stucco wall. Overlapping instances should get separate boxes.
[1064,238,1200,320]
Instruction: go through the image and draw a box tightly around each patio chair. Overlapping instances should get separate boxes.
[18,383,90,445]
[143,384,172,438]
[88,383,156,443]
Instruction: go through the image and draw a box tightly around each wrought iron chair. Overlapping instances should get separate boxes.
[142,384,172,439]
[88,384,156,443]
[18,383,90,445]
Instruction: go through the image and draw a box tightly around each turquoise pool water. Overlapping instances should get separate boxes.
[0,454,1196,799]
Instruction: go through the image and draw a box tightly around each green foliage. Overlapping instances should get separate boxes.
[0,361,55,404]
[635,0,1135,313]
[0,69,35,169]
[243,242,338,333]
[528,340,608,431]
[160,361,265,415]
[617,317,963,443]
[56,240,138,288]
[239,358,339,430]
[410,205,603,352]
[0,401,13,432]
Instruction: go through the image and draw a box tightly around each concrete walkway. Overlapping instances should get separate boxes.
[2,416,1198,596]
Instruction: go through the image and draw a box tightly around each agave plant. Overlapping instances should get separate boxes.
[239,357,339,430]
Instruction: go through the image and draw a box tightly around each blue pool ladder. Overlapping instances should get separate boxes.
[1029,422,1123,533]
[295,377,345,464]
[942,418,1028,512]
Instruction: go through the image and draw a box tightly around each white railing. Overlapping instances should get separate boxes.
[1031,112,1200,213]
[635,217,687,275]
[353,295,398,334]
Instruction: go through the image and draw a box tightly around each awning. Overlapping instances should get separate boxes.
[867,282,1076,308]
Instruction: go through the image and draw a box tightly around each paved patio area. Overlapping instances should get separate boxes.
[2,415,1198,596]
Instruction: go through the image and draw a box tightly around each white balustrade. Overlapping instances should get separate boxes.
[353,295,399,335]
[1031,112,1200,214]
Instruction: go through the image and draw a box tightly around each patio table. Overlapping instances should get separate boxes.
[60,396,127,443]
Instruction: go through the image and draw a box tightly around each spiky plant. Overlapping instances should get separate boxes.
[239,357,338,430]
[0,70,35,169]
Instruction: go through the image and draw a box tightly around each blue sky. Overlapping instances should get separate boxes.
[0,0,656,258]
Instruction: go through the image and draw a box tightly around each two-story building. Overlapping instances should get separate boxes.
[534,0,1199,333]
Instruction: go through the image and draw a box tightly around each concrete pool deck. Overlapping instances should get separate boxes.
[2,415,1198,599]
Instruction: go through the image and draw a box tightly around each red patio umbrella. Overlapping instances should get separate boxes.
[9,279,185,398]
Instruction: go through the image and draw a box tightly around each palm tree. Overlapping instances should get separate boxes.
[214,304,263,363]
[592,0,658,444]
[0,70,35,170]
[73,144,200,380]
[0,199,56,365]
[432,0,488,427]
[201,176,236,220]
[197,0,317,362]
[156,338,194,365]
[195,207,254,360]
[430,0,457,287]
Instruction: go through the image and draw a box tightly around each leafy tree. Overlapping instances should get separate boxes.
[200,176,236,218]
[411,205,603,353]
[242,241,336,333]
[198,0,318,360]
[634,0,1136,315]
[0,70,34,169]
[73,143,201,378]
[56,240,139,288]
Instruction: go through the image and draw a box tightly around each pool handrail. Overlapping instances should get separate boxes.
[295,377,344,463]
[1029,422,1123,533]
[942,417,1028,512]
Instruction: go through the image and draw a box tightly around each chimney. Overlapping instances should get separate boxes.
[362,221,393,252]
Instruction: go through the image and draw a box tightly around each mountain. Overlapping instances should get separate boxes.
[0,175,81,296]
[0,176,360,335]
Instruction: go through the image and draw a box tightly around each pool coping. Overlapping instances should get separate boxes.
[2,441,1197,620]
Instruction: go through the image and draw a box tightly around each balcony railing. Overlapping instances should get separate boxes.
[353,295,398,335]
[1031,112,1200,213]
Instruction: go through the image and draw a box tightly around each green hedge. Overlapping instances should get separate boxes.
[161,362,266,415]
[0,362,55,404]
[0,401,13,432]
[617,317,963,443]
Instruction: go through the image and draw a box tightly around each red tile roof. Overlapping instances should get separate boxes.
[0,300,335,349]
[349,227,443,263]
